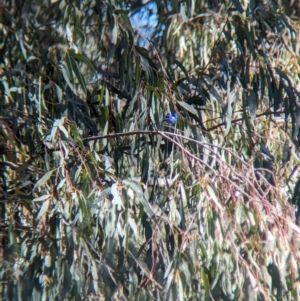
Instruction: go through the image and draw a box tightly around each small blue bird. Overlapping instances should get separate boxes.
[165,113,178,125]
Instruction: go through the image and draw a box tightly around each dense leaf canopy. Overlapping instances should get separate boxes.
[1,0,300,300]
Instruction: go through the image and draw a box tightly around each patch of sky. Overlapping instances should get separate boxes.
[91,1,166,82]
[128,1,159,47]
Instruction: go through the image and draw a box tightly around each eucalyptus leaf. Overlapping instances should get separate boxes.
[33,170,55,192]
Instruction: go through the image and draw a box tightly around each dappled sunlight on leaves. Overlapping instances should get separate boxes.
[1,0,300,300]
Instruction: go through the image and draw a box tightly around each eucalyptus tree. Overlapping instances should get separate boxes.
[1,0,300,300]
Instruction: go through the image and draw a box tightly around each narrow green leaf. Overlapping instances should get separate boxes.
[79,192,89,220]
[33,195,51,202]
[74,165,82,184]
[140,56,154,85]
[114,9,133,33]
[70,51,96,73]
[33,170,55,192]
[207,184,223,211]
[65,54,75,84]
[68,54,87,95]
[112,23,118,45]
[225,88,239,136]
[26,55,38,62]
[123,179,155,217]
[177,100,197,115]
[60,63,76,94]
[0,127,17,146]
[123,179,143,198]
[55,84,63,102]
[69,122,84,149]
[74,27,85,45]
[207,85,223,105]
[178,275,184,301]
[36,199,50,220]
[57,178,67,190]
[174,60,190,83]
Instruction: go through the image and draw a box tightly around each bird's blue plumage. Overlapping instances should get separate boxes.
[165,113,178,125]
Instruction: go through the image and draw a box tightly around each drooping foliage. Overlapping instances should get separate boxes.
[1,0,300,300]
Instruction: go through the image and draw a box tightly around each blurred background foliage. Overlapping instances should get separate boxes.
[1,0,300,300]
